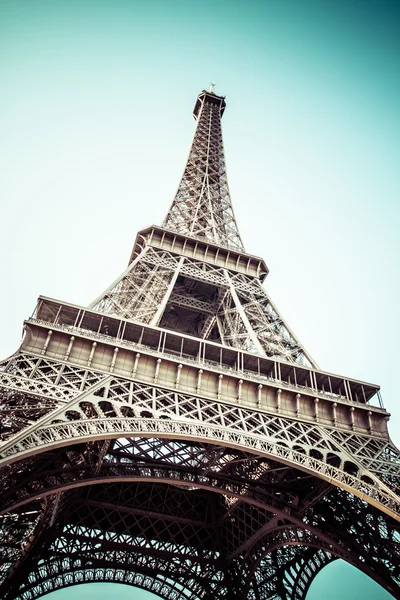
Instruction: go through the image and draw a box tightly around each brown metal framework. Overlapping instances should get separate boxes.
[0,89,399,600]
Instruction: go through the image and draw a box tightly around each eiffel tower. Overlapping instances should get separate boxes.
[1,87,399,600]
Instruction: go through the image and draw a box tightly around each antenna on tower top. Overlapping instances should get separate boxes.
[209,82,216,93]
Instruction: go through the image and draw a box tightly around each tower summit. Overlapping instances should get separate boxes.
[0,90,399,600]
[163,89,242,250]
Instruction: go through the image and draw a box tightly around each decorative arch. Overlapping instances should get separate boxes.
[1,414,398,521]
[14,562,190,600]
[1,436,399,599]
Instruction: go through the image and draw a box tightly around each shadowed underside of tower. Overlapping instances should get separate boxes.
[0,89,399,600]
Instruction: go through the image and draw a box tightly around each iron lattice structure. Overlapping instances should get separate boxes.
[0,89,399,600]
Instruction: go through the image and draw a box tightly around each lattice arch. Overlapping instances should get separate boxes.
[15,566,191,600]
[1,375,399,521]
[2,468,398,600]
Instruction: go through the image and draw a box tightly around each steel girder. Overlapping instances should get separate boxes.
[89,244,314,366]
[1,89,400,599]
[1,363,399,512]
[0,360,400,598]
[0,433,399,599]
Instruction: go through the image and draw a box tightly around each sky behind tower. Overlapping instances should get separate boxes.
[1,0,399,598]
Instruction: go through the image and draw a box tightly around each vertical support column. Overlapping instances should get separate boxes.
[237,379,243,403]
[54,304,63,325]
[157,331,163,353]
[343,380,349,401]
[97,316,104,334]
[87,342,97,367]
[197,342,205,366]
[116,320,123,341]
[276,389,282,413]
[332,402,337,426]
[346,380,353,402]
[154,359,162,383]
[132,353,141,378]
[73,310,81,328]
[312,371,318,391]
[64,336,75,361]
[32,297,43,320]
[361,386,367,403]
[257,384,263,408]
[197,369,203,394]
[310,371,315,391]
[295,393,301,417]
[175,364,183,388]
[314,398,319,422]
[110,348,119,373]
[349,406,355,431]
[277,362,282,382]
[218,374,223,400]
[138,328,144,346]
[367,410,373,433]
[78,310,86,329]
[41,330,53,355]
[120,320,127,342]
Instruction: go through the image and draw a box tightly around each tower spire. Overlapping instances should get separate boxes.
[162,89,244,250]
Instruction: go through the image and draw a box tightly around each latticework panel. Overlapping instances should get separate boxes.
[1,438,399,599]
[88,245,314,366]
[0,353,398,598]
[163,91,244,251]
[1,367,399,518]
[90,246,179,322]
[0,353,107,440]
[248,546,334,600]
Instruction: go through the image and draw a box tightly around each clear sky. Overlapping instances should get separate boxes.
[0,0,399,598]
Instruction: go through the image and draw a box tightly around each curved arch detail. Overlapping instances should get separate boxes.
[1,416,399,520]
[11,561,193,600]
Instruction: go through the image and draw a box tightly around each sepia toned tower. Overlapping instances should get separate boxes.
[0,88,399,599]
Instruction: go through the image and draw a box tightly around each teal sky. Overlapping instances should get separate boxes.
[0,0,399,598]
